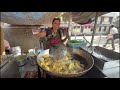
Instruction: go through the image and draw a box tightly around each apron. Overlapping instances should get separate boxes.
[45,33,61,49]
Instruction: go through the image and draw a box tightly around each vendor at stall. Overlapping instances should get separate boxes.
[0,25,11,55]
[36,17,69,49]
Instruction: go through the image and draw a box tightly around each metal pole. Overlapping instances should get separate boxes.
[75,23,77,40]
[90,12,99,46]
[68,12,72,40]
[98,33,102,46]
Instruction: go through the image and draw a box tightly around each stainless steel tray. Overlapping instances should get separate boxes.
[79,46,120,70]
[0,55,13,68]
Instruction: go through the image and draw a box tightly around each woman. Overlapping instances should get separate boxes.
[36,17,69,50]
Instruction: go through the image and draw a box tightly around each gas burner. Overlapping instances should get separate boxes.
[24,71,38,78]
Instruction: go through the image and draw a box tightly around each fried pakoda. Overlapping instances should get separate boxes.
[38,52,85,74]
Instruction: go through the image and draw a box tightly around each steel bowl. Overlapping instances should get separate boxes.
[28,56,37,66]
[15,55,28,67]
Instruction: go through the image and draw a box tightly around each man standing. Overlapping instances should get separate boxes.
[103,25,118,50]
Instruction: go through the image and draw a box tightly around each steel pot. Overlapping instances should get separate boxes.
[15,55,28,67]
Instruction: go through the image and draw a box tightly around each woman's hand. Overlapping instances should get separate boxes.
[36,31,46,38]
[36,32,40,38]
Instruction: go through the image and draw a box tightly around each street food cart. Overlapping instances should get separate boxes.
[0,12,119,78]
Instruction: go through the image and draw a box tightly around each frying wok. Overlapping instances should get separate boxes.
[37,48,94,78]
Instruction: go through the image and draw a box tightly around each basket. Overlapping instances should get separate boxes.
[67,39,87,48]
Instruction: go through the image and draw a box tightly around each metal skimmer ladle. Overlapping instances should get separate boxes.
[49,43,67,60]
[40,39,67,60]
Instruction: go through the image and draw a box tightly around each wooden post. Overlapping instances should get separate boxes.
[0,26,5,55]
[90,12,99,46]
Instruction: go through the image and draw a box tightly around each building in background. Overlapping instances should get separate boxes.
[113,15,120,32]
[72,12,118,36]
[95,12,118,35]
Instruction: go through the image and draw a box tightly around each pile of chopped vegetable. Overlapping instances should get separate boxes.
[16,55,26,60]
[69,40,81,43]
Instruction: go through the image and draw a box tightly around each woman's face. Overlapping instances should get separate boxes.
[52,20,60,30]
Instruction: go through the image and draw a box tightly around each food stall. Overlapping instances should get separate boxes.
[0,12,119,78]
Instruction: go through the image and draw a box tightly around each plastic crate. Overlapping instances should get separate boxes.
[67,39,87,48]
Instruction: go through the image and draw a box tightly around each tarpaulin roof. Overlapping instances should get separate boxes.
[1,12,109,25]
[1,12,62,25]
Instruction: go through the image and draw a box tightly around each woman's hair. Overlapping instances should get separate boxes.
[52,17,61,24]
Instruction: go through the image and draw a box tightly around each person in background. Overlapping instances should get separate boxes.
[36,17,69,50]
[0,26,5,55]
[103,25,118,50]
[4,39,11,54]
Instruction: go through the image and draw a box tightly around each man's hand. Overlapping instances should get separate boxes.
[107,34,113,39]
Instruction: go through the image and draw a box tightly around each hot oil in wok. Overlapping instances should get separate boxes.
[38,52,87,74]
[72,54,88,70]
